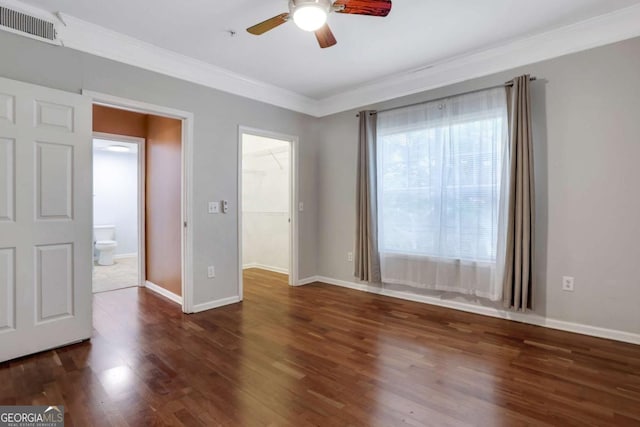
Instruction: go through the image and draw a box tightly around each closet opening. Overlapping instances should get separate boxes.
[239,128,299,297]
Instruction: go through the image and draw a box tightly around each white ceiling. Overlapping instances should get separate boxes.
[16,0,640,100]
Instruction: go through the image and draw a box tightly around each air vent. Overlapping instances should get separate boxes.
[0,6,56,41]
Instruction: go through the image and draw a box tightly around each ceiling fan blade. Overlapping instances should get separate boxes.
[333,0,392,17]
[315,24,337,49]
[246,13,290,35]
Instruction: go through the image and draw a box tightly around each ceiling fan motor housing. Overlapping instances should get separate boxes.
[288,0,332,16]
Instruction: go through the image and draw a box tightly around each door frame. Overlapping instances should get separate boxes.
[238,126,299,299]
[84,90,195,313]
[92,132,146,288]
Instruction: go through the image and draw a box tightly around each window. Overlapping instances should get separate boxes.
[376,88,508,298]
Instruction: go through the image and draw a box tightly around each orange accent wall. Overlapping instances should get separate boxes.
[93,105,147,138]
[145,115,183,296]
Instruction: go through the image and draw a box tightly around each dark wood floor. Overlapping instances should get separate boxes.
[2,269,640,426]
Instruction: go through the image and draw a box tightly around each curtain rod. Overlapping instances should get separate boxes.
[356,77,537,117]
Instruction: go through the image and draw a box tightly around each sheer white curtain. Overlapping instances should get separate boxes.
[377,88,509,300]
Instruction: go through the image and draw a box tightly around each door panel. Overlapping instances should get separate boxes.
[0,138,14,221]
[35,101,74,132]
[0,76,92,362]
[36,243,74,322]
[36,142,73,219]
[0,93,14,123]
[0,247,15,331]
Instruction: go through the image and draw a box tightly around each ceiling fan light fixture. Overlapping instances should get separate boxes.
[246,0,391,48]
[291,0,330,32]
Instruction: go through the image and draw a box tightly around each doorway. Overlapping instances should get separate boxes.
[92,135,144,293]
[86,91,194,313]
[239,127,298,297]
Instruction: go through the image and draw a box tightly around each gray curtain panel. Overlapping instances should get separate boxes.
[354,111,381,282]
[503,75,535,310]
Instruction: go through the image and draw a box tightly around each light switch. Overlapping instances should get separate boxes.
[299,202,304,212]
[208,202,219,214]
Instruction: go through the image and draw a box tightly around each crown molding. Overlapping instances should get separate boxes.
[2,0,640,117]
[55,12,320,116]
[315,3,640,116]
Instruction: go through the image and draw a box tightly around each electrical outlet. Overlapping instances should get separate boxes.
[347,252,353,262]
[207,266,215,278]
[562,276,574,292]
[208,202,219,214]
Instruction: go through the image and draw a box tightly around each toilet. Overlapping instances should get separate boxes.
[94,225,118,266]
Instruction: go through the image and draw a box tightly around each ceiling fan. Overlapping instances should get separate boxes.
[246,0,392,49]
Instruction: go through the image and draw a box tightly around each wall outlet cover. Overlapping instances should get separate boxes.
[562,276,574,291]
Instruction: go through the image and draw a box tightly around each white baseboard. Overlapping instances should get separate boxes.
[312,276,640,346]
[192,296,242,313]
[114,252,138,260]
[243,263,289,275]
[295,276,319,286]
[145,280,182,305]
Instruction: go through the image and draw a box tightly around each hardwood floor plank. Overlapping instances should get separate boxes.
[1,268,639,425]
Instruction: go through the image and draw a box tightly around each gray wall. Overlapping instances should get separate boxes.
[3,29,639,334]
[0,31,318,306]
[316,37,640,334]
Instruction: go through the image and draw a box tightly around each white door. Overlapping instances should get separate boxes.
[0,76,92,362]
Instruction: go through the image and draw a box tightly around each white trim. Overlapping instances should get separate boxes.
[145,281,182,305]
[243,263,289,275]
[3,1,640,117]
[85,91,193,121]
[181,103,195,313]
[138,139,146,287]
[313,276,640,346]
[3,1,639,117]
[295,276,319,287]
[238,127,300,299]
[192,296,242,313]
[92,132,144,146]
[55,12,317,116]
[92,131,146,287]
[317,4,640,116]
[85,90,195,314]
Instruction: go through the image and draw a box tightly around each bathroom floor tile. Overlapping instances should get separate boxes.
[93,256,139,293]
